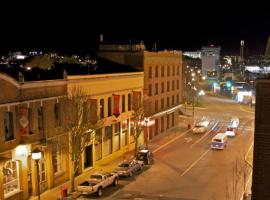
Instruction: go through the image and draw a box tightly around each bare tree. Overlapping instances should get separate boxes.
[225,155,252,200]
[64,87,102,192]
[131,101,144,157]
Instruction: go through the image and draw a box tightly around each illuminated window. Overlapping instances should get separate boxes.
[100,99,104,119]
[3,160,19,197]
[52,143,62,174]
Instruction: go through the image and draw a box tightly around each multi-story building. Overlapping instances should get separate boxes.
[98,44,183,138]
[252,79,270,199]
[0,73,67,200]
[201,45,221,79]
[0,65,144,199]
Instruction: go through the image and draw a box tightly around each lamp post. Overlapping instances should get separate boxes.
[31,148,42,200]
[144,118,149,148]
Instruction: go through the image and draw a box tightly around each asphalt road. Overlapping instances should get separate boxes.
[79,95,254,200]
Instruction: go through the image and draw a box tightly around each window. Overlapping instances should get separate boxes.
[95,129,102,161]
[108,97,112,116]
[4,112,14,141]
[155,100,158,112]
[172,95,175,105]
[128,94,131,111]
[148,66,152,78]
[177,94,180,104]
[172,113,175,127]
[100,99,104,119]
[52,143,61,174]
[167,97,170,107]
[173,65,175,76]
[38,107,44,138]
[167,66,170,77]
[39,158,46,183]
[172,80,175,91]
[28,108,34,134]
[161,82,164,93]
[84,145,93,168]
[167,115,170,129]
[161,66,164,77]
[54,103,61,127]
[114,122,121,151]
[148,84,152,96]
[161,116,164,132]
[155,83,158,95]
[161,98,164,109]
[177,80,179,89]
[104,125,112,155]
[121,120,128,146]
[122,95,125,112]
[155,65,159,77]
[130,118,135,143]
[167,81,170,92]
[3,160,19,197]
[177,65,180,75]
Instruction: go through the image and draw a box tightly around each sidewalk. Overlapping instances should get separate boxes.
[32,116,192,200]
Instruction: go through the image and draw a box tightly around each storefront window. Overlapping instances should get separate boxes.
[3,160,20,197]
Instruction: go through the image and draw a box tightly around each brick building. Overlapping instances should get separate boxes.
[98,44,183,138]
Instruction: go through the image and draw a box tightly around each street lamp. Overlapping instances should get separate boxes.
[144,118,149,148]
[31,148,42,200]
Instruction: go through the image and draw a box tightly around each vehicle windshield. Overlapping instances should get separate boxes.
[137,152,146,160]
[118,163,130,167]
[90,175,102,179]
[213,139,222,142]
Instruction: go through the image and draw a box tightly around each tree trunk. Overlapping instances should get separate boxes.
[134,139,138,157]
[70,162,75,193]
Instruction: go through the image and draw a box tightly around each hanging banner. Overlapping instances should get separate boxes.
[19,107,29,136]
[132,91,141,110]
[113,94,120,118]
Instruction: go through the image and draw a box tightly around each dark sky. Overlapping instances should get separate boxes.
[0,2,269,55]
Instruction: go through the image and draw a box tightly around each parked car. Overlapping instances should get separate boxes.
[192,124,207,134]
[136,149,154,165]
[77,172,118,196]
[114,159,144,177]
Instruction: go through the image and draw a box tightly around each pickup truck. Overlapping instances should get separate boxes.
[77,172,118,196]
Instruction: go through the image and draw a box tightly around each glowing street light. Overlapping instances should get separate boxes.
[32,148,42,200]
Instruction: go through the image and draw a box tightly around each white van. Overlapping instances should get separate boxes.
[211,133,228,150]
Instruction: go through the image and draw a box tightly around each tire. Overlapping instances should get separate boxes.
[97,187,102,197]
[113,178,118,186]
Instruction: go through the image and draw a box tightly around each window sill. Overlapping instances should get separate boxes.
[4,189,22,199]
[54,171,65,178]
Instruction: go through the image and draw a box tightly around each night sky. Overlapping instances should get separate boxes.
[0,2,269,55]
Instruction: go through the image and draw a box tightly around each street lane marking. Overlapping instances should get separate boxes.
[239,105,255,114]
[181,149,210,176]
[190,121,219,148]
[152,129,190,153]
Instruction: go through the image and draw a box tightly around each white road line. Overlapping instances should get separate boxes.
[190,121,219,148]
[180,149,210,176]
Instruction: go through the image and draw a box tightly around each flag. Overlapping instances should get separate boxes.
[113,94,120,118]
[19,107,29,135]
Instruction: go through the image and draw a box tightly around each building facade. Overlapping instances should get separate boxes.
[252,79,270,199]
[0,74,67,200]
[98,45,183,139]
[201,45,221,79]
[0,71,144,200]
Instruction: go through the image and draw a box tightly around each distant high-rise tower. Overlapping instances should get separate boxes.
[240,40,244,61]
[265,35,270,57]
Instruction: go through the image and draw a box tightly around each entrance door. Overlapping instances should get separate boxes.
[84,145,93,169]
